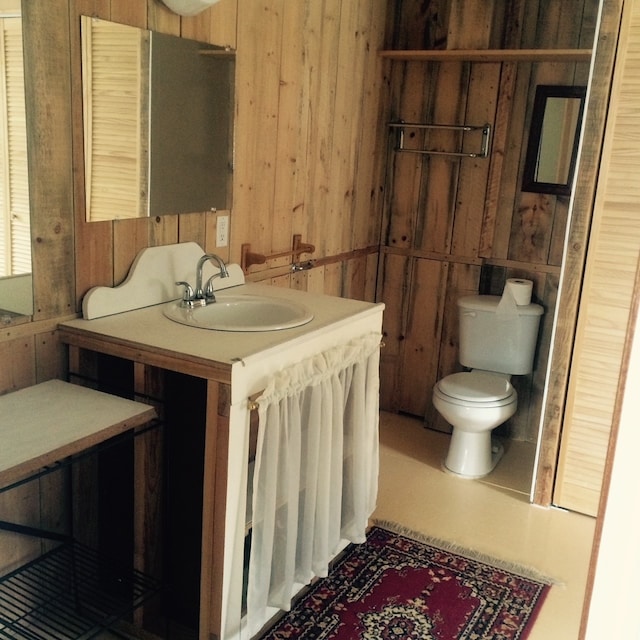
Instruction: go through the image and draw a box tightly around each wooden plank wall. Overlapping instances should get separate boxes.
[378,0,596,444]
[0,0,388,574]
[0,0,389,402]
[68,0,387,306]
[231,0,387,296]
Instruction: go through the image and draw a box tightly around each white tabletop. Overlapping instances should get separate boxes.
[0,380,156,488]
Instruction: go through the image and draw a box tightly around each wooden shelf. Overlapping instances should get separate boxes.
[379,48,592,62]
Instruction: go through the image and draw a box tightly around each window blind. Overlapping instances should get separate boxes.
[0,16,30,277]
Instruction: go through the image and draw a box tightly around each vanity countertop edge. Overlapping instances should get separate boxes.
[58,283,385,385]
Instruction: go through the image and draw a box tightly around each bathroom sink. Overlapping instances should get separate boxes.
[163,294,314,332]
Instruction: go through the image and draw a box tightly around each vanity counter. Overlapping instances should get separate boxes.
[58,282,383,387]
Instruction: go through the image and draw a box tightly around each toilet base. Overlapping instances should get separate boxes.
[444,429,504,479]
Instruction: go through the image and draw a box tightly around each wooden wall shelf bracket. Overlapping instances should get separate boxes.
[241,235,315,272]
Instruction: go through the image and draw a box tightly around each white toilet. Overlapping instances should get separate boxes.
[432,294,543,478]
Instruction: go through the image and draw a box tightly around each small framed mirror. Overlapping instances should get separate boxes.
[522,85,586,196]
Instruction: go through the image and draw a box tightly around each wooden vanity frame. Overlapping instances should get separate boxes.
[61,328,232,640]
[58,267,385,640]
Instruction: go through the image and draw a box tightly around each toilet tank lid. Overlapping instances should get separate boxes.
[457,295,544,316]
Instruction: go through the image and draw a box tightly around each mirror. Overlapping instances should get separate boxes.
[81,16,234,222]
[522,85,586,197]
[0,4,33,317]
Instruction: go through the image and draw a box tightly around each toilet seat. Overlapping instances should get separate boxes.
[435,371,516,408]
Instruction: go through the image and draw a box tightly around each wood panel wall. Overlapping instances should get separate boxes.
[68,0,387,306]
[0,0,388,576]
[0,0,389,391]
[378,0,597,446]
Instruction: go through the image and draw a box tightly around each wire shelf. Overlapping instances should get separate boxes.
[0,542,162,639]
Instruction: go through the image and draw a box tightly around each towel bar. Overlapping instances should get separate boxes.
[389,121,491,158]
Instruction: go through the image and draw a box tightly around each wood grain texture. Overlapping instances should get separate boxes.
[379,0,598,460]
[554,0,640,516]
[200,379,230,640]
[132,362,164,623]
[10,0,386,383]
[233,0,388,278]
[379,49,593,62]
[22,0,75,320]
[533,0,624,507]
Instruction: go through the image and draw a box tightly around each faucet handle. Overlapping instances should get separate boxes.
[175,281,194,302]
[204,276,218,302]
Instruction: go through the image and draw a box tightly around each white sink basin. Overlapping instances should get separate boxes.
[163,294,314,332]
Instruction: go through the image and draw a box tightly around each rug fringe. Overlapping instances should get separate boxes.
[371,519,561,586]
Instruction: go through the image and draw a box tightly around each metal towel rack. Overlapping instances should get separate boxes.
[389,121,491,158]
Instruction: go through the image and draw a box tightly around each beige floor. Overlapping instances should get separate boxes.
[100,410,595,639]
[373,411,596,640]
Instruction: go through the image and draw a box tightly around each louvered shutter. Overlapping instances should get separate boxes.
[0,16,30,277]
[82,17,148,222]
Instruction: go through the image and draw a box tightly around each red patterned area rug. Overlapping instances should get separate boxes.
[258,525,550,640]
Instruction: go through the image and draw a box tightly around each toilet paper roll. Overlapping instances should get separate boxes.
[496,278,533,317]
[504,278,533,306]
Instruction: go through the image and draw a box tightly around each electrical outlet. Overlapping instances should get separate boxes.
[216,215,229,247]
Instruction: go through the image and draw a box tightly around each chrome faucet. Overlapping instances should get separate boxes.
[195,253,229,299]
[176,253,229,308]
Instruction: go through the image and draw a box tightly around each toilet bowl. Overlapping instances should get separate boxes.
[432,371,517,478]
[432,293,543,479]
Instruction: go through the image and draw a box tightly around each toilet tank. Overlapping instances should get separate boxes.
[457,295,544,375]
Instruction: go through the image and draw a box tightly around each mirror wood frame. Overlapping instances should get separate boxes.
[522,84,586,197]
